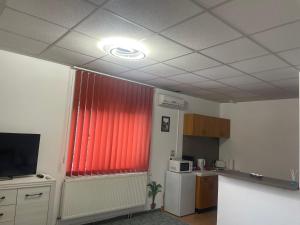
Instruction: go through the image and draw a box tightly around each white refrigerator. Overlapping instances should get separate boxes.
[164,171,196,216]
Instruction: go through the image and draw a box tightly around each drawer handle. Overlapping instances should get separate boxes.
[25,193,43,198]
[0,196,5,200]
[0,213,3,217]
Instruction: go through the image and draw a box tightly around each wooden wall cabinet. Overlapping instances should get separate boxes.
[183,114,230,138]
[195,175,218,210]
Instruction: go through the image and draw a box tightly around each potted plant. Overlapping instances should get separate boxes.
[147,181,162,210]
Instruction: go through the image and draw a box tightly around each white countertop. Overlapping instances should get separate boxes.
[194,170,217,177]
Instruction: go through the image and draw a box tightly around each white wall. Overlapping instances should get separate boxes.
[0,50,73,225]
[148,88,220,209]
[0,50,220,222]
[219,99,299,180]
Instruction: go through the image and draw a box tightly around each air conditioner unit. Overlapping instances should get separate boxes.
[158,94,185,109]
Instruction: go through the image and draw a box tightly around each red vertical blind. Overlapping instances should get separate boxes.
[66,70,154,176]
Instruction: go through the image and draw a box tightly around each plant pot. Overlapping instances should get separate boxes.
[150,202,156,210]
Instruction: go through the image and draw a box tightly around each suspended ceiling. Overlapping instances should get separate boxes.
[0,0,299,102]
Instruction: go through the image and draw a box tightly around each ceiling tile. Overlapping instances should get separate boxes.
[140,63,185,77]
[237,82,277,91]
[0,30,48,55]
[84,59,130,74]
[101,55,158,69]
[270,78,299,90]
[103,0,203,32]
[56,31,106,58]
[235,82,294,99]
[213,0,300,34]
[162,13,241,50]
[165,53,220,71]
[146,78,180,87]
[168,73,209,83]
[252,88,286,97]
[200,38,268,63]
[167,83,193,93]
[0,8,67,43]
[194,65,245,80]
[227,91,258,98]
[278,48,300,66]
[198,92,231,102]
[210,86,241,94]
[230,55,289,74]
[41,46,96,66]
[88,0,107,6]
[252,21,300,52]
[193,80,227,89]
[232,82,292,100]
[75,8,152,40]
[186,88,218,96]
[0,0,4,9]
[6,0,96,28]
[218,75,261,86]
[194,0,227,8]
[118,70,158,81]
[141,35,192,61]
[253,67,299,81]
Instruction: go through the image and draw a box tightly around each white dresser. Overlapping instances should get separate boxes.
[0,175,55,225]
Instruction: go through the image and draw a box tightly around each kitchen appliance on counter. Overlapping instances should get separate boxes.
[215,160,226,170]
[182,155,195,168]
[169,159,193,173]
[165,171,196,216]
[197,158,206,170]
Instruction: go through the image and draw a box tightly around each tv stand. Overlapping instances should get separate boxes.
[0,174,56,225]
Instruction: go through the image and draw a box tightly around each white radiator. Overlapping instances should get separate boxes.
[60,172,148,220]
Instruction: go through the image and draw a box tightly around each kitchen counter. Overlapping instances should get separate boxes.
[218,170,299,191]
[194,170,217,177]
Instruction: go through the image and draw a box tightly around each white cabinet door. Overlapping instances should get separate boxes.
[15,186,50,225]
[179,173,195,216]
[0,190,17,206]
[0,205,15,223]
[165,171,180,215]
[0,221,14,225]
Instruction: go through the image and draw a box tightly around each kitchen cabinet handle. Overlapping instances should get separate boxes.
[0,213,3,217]
[25,193,43,198]
[0,196,5,200]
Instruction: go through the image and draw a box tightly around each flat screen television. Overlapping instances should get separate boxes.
[0,133,40,178]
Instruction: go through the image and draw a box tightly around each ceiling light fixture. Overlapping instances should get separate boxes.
[98,37,148,60]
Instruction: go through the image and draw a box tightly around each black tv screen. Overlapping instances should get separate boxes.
[0,133,40,177]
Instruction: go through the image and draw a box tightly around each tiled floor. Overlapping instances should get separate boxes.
[179,210,217,225]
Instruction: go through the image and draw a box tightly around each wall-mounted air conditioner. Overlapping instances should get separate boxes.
[158,94,185,109]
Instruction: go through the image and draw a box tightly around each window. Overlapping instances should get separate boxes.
[66,70,154,176]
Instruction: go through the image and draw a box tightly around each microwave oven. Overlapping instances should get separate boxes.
[169,159,193,173]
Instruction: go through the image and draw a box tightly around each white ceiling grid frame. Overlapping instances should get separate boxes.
[212,0,300,34]
[189,0,299,98]
[164,52,221,71]
[102,0,204,32]
[6,0,97,28]
[278,48,300,66]
[55,31,107,58]
[0,8,68,43]
[0,0,298,102]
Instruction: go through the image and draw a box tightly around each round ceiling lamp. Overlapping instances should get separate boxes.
[97,37,148,60]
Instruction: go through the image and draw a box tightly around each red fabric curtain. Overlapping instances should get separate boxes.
[66,70,154,176]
